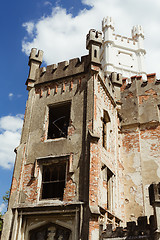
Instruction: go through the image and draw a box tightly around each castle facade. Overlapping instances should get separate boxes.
[1,17,160,240]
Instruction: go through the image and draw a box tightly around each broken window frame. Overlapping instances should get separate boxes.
[47,101,71,140]
[38,157,69,201]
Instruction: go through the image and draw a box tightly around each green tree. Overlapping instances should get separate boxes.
[0,190,10,233]
[0,212,2,232]
[2,191,9,205]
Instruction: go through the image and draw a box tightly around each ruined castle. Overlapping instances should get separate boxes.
[1,17,160,240]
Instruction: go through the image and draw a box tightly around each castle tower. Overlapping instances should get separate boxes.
[1,19,160,240]
[1,28,124,240]
[101,16,147,81]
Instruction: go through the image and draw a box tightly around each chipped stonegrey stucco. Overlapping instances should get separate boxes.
[121,73,160,221]
[91,229,99,240]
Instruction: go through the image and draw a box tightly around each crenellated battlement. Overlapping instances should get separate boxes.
[86,29,102,49]
[29,48,43,65]
[102,17,147,80]
[101,183,160,239]
[132,25,145,40]
[86,29,102,66]
[2,16,160,240]
[110,72,122,86]
[101,216,154,239]
[120,73,160,127]
[102,16,115,30]
[26,48,44,90]
[121,73,160,87]
[35,55,90,85]
[113,33,137,45]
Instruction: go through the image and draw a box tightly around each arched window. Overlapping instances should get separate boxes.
[30,223,71,240]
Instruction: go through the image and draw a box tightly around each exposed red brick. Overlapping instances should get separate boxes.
[10,177,18,195]
[63,177,76,201]
[125,92,134,99]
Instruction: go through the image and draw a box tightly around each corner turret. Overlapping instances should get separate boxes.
[101,17,115,73]
[132,25,147,81]
[26,48,43,90]
[101,17,147,81]
[132,25,144,41]
[86,29,102,66]
[110,72,122,104]
[102,16,115,42]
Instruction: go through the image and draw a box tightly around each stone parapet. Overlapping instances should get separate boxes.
[102,17,115,31]
[101,216,153,239]
[86,29,102,49]
[120,73,160,127]
[35,55,90,85]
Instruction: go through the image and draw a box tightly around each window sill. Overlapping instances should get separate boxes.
[44,137,67,142]
[38,199,63,205]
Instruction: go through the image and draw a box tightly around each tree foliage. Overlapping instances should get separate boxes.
[2,191,9,205]
[0,212,2,232]
[0,190,10,233]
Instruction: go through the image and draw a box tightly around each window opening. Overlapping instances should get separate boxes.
[30,223,71,240]
[94,49,97,58]
[158,105,160,122]
[107,168,114,211]
[158,183,160,195]
[101,165,114,211]
[48,102,71,139]
[42,161,66,200]
[102,111,110,149]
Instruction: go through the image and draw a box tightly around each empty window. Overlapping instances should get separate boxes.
[101,165,114,211]
[158,185,160,195]
[94,49,97,58]
[41,161,66,200]
[107,168,114,211]
[102,111,110,149]
[48,102,71,139]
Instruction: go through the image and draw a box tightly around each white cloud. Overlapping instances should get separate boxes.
[0,203,5,213]
[22,0,160,75]
[8,93,22,100]
[8,93,13,100]
[22,22,34,36]
[0,115,23,169]
[44,1,52,6]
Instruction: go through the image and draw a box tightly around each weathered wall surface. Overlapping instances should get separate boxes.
[91,73,124,219]
[88,71,125,240]
[140,125,160,216]
[121,74,160,222]
[10,70,94,208]
[121,128,144,222]
[2,29,104,240]
[2,26,160,240]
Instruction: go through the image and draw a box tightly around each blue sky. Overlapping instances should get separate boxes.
[0,0,160,213]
